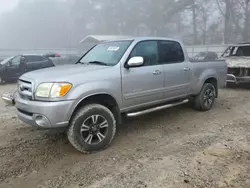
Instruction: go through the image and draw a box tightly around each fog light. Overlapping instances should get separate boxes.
[35,115,50,127]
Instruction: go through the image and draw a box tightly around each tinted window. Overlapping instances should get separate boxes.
[35,56,45,61]
[11,55,21,65]
[129,41,158,66]
[25,55,44,62]
[158,41,184,64]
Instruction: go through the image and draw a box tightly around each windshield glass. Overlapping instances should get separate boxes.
[79,40,132,66]
[222,45,250,57]
[0,56,13,65]
[221,46,233,57]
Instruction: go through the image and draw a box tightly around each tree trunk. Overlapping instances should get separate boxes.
[243,0,250,41]
[202,2,207,45]
[192,2,198,44]
[224,0,231,44]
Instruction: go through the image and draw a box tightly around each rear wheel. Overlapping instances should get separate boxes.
[193,83,216,111]
[67,104,116,153]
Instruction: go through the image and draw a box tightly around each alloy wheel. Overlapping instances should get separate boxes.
[80,115,108,145]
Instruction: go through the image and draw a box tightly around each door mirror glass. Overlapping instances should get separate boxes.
[127,56,144,67]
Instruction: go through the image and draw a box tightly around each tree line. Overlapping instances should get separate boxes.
[0,0,249,49]
[72,0,250,45]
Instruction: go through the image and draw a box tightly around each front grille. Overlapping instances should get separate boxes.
[18,79,33,100]
[227,68,250,76]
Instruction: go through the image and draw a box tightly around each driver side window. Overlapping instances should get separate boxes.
[11,56,21,65]
[129,41,158,66]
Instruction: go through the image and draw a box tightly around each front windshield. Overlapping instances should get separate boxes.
[79,40,132,66]
[0,56,13,65]
[221,45,250,57]
[221,46,234,57]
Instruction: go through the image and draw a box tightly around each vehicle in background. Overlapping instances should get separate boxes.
[190,51,218,61]
[2,37,227,153]
[43,52,60,58]
[50,54,81,66]
[0,54,54,83]
[221,43,250,85]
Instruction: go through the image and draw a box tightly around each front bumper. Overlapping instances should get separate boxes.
[227,74,250,85]
[13,94,76,129]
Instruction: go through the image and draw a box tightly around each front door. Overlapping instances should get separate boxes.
[5,55,21,80]
[121,40,164,110]
[158,40,191,99]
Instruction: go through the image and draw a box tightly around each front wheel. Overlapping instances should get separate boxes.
[67,104,116,153]
[193,83,216,111]
[0,75,5,85]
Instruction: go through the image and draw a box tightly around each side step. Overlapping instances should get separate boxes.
[126,99,189,117]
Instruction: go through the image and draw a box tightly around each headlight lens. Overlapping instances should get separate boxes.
[36,83,72,98]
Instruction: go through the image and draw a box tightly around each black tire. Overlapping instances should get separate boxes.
[193,83,216,111]
[0,75,5,85]
[67,104,116,153]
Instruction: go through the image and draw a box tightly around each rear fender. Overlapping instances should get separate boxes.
[193,69,219,95]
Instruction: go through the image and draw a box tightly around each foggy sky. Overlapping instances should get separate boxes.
[0,0,19,15]
[0,0,75,49]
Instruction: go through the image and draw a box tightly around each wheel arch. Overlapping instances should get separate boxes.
[204,77,218,97]
[69,93,121,125]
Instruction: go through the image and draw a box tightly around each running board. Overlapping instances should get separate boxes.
[126,99,189,117]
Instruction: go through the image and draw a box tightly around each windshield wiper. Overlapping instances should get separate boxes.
[88,61,108,66]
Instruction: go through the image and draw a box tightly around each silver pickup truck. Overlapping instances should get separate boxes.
[2,37,227,153]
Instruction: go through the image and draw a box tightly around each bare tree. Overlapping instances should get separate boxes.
[243,0,250,41]
[192,0,198,44]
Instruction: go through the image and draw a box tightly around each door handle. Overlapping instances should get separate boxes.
[153,70,161,75]
[183,67,190,71]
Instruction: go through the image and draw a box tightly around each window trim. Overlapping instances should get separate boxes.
[157,40,185,65]
[125,40,159,68]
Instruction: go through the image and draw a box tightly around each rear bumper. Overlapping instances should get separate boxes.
[227,74,250,85]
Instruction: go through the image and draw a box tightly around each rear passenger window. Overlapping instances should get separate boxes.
[129,41,158,66]
[35,56,45,61]
[25,56,44,62]
[158,41,184,64]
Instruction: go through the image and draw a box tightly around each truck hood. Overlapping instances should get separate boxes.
[20,64,112,84]
[225,57,250,68]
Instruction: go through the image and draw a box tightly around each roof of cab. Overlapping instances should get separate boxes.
[103,36,183,43]
[79,35,131,43]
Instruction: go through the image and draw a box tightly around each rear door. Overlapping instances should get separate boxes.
[25,55,48,72]
[158,40,191,99]
[121,40,164,110]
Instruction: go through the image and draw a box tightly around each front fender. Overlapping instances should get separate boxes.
[67,80,122,108]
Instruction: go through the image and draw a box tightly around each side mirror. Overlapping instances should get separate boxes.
[126,56,144,68]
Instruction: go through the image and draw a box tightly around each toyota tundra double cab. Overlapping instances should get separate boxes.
[2,37,227,153]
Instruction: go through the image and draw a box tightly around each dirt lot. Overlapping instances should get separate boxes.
[0,84,250,188]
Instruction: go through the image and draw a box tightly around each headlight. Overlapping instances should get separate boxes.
[36,83,72,98]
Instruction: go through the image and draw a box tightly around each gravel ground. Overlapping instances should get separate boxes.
[0,84,250,188]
